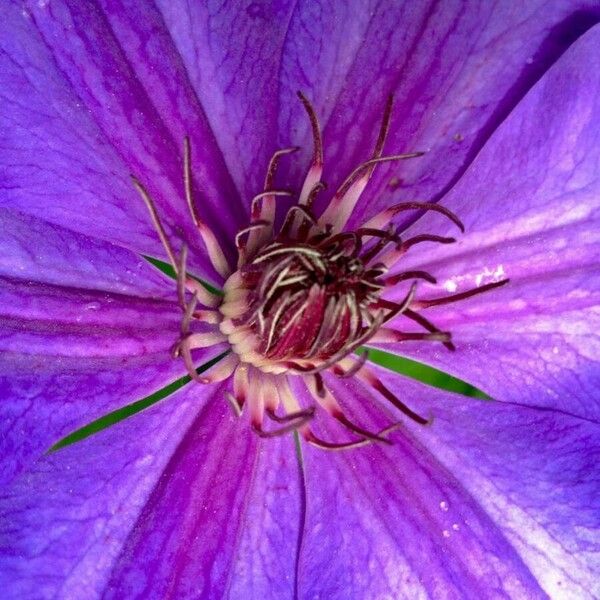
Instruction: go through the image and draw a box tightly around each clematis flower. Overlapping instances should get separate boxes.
[1,0,599,598]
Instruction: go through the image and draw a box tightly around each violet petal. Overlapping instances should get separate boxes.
[0,384,215,599]
[0,209,192,483]
[297,374,600,599]
[0,1,244,279]
[387,26,600,420]
[103,401,300,599]
[278,1,600,228]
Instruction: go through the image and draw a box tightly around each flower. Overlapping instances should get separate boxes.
[1,1,599,599]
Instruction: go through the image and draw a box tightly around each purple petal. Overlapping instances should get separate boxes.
[384,25,600,420]
[0,0,244,278]
[156,0,299,203]
[104,401,300,599]
[297,375,600,599]
[382,374,600,598]
[0,207,176,299]
[0,384,210,598]
[0,209,189,482]
[277,1,600,226]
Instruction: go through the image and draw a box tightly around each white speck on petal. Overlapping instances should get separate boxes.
[443,279,458,292]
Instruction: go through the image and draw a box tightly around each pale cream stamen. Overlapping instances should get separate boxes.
[183,137,231,278]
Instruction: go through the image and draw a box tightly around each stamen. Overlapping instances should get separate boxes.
[380,234,456,268]
[373,95,394,158]
[305,181,327,210]
[253,409,314,438]
[297,91,324,207]
[370,328,451,344]
[357,367,429,425]
[231,363,249,403]
[176,244,189,309]
[319,153,425,232]
[183,137,231,278]
[256,255,295,298]
[360,226,400,263]
[279,205,318,239]
[198,353,238,385]
[178,293,229,382]
[131,175,178,270]
[185,277,221,308]
[303,423,402,452]
[236,220,270,253]
[184,331,227,349]
[334,413,393,444]
[402,308,456,351]
[267,406,315,423]
[306,375,394,444]
[304,297,337,358]
[264,148,300,192]
[411,279,509,310]
[174,244,218,311]
[374,282,417,322]
[226,392,243,417]
[383,270,437,286]
[334,350,369,378]
[355,227,402,242]
[304,429,371,451]
[362,201,465,232]
[287,311,385,375]
[181,292,198,336]
[318,94,393,232]
[250,190,293,216]
[253,244,323,264]
[246,152,295,256]
[259,375,281,413]
[401,234,456,252]
[264,291,305,354]
[192,310,220,324]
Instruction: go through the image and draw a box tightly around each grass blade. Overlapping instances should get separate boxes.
[358,346,492,399]
[142,254,224,296]
[48,350,230,452]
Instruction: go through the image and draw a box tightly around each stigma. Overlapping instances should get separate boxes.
[133,92,508,450]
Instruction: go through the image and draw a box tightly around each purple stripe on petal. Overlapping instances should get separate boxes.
[386,25,600,420]
[0,208,194,483]
[0,208,175,297]
[103,400,299,599]
[297,376,549,600]
[0,383,210,599]
[0,1,242,279]
[374,373,600,599]
[278,1,600,229]
[156,0,298,204]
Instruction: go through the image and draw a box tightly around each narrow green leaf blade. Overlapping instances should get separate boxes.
[48,350,230,452]
[142,254,224,296]
[292,429,307,596]
[357,346,492,400]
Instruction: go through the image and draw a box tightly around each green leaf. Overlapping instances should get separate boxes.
[142,254,224,297]
[48,350,231,453]
[357,346,492,400]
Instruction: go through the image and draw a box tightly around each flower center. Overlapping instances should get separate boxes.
[220,227,390,372]
[132,91,508,450]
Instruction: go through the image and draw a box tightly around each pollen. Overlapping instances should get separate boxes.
[133,92,508,450]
